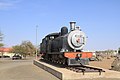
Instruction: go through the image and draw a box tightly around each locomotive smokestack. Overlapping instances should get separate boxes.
[70,22,76,31]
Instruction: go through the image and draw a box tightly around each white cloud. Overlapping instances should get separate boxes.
[0,0,23,9]
[0,2,13,8]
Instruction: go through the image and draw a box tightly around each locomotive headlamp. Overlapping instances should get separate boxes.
[77,54,82,58]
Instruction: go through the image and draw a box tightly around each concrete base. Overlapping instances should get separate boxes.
[33,60,110,80]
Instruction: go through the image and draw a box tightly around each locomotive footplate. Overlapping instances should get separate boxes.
[68,58,89,66]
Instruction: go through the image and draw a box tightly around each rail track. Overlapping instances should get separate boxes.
[66,65,105,75]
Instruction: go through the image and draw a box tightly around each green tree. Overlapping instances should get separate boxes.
[11,45,24,54]
[0,31,4,58]
[0,43,4,47]
[11,41,36,58]
[21,41,36,56]
[0,31,4,47]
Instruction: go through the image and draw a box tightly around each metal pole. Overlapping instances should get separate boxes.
[36,25,38,60]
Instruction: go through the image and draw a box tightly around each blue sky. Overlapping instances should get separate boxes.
[0,0,120,50]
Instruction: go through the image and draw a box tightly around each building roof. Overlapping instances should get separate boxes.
[0,48,12,52]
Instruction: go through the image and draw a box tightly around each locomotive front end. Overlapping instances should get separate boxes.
[64,22,91,66]
[67,22,86,51]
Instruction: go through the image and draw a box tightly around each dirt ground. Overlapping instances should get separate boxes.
[89,57,115,69]
[82,58,120,80]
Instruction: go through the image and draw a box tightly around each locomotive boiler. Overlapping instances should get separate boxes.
[40,22,92,66]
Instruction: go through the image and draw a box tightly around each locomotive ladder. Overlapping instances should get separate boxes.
[66,66,105,75]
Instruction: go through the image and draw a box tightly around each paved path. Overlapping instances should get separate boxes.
[0,59,59,80]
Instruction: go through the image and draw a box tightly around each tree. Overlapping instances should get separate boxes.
[11,45,25,54]
[0,31,4,47]
[21,41,36,56]
[0,31,4,58]
[0,31,3,42]
[11,41,36,58]
[0,43,4,47]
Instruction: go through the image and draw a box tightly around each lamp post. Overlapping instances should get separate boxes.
[36,25,38,60]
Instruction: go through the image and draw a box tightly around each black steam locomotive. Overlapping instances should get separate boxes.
[40,22,92,66]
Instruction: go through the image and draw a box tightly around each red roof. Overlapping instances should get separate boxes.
[0,48,12,52]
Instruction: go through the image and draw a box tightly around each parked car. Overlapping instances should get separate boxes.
[12,55,22,60]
